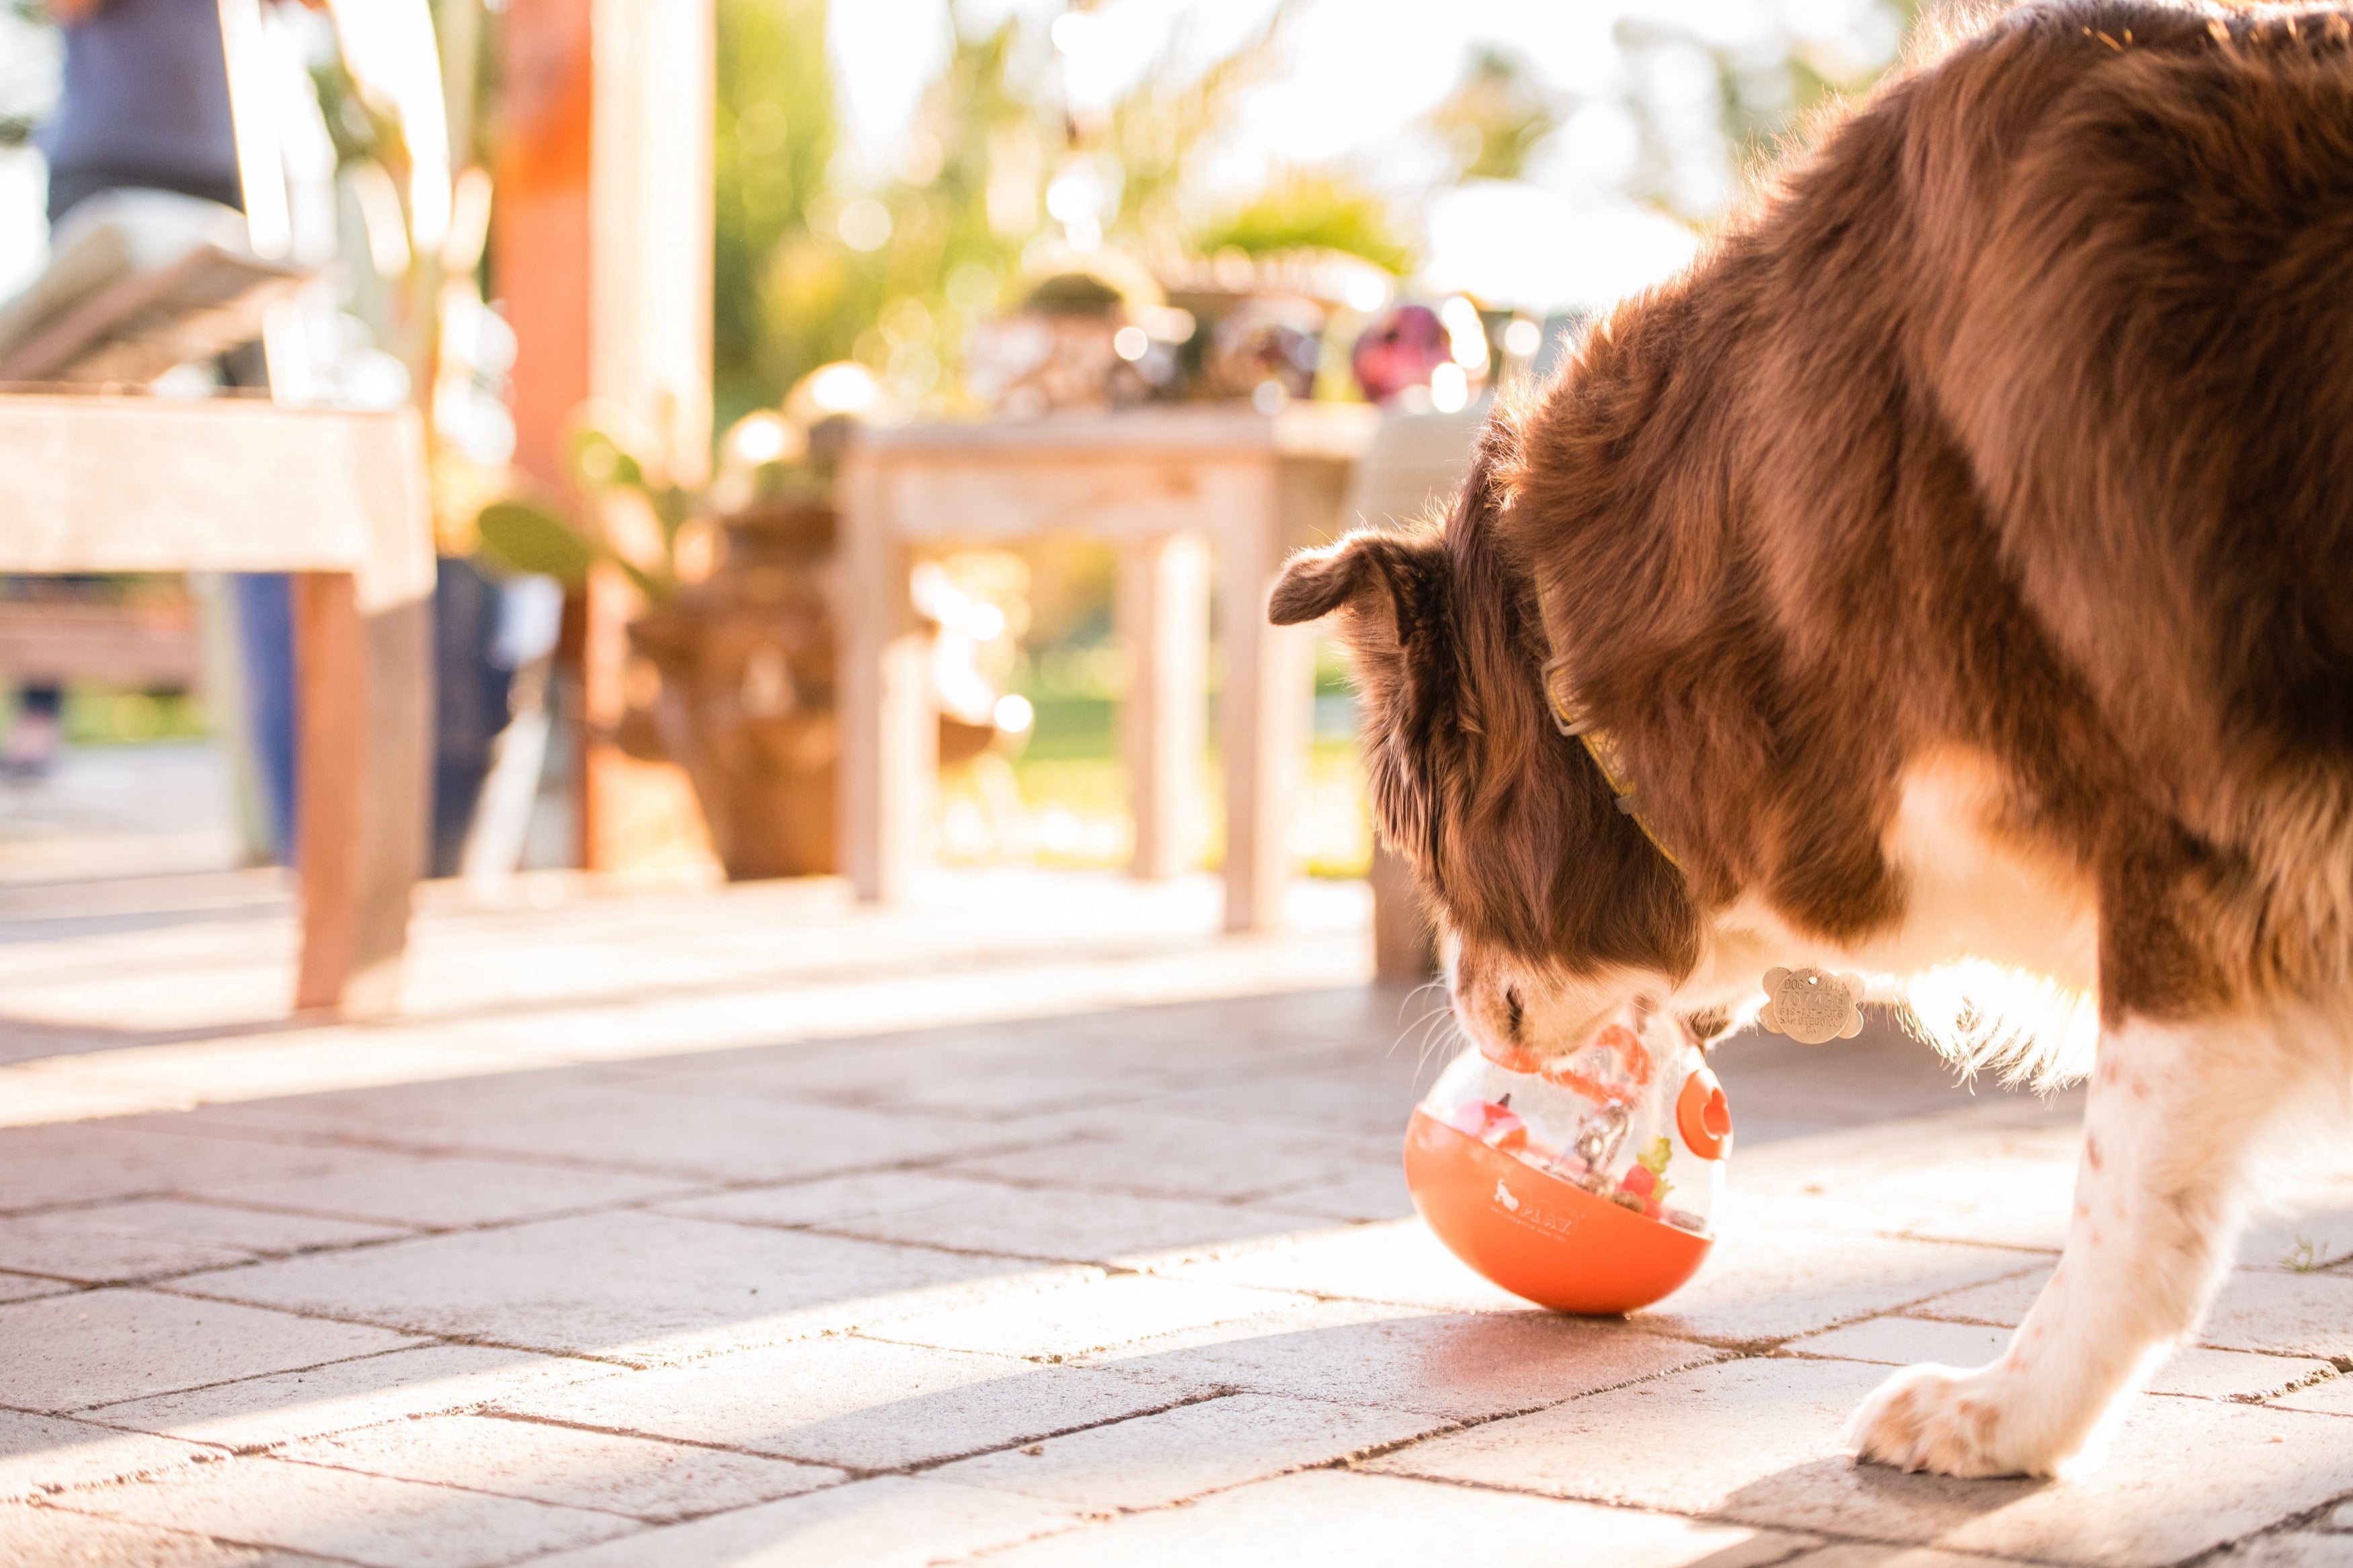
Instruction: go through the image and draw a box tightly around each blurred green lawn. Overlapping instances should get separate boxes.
[949,690,1373,880]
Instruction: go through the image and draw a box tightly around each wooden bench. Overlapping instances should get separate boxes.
[0,393,434,1016]
[0,600,202,691]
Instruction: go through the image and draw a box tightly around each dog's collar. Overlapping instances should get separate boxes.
[1539,649,1685,872]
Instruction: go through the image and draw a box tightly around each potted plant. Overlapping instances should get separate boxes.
[473,393,1018,880]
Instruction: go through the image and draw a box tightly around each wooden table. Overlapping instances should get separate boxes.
[0,393,434,1016]
[838,404,1380,936]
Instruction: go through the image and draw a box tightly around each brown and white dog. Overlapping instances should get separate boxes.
[1273,0,2353,1479]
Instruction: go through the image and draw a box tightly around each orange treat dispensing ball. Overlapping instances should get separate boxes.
[1404,1019,1732,1315]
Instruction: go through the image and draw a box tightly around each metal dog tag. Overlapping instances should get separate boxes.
[1759,966,1865,1044]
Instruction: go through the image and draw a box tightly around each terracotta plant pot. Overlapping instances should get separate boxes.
[623,501,841,880]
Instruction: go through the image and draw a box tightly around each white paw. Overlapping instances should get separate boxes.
[1847,1362,2074,1479]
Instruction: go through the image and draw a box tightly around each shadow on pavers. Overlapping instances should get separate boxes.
[1718,1452,2044,1536]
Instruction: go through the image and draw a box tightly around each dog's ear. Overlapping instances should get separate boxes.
[1271,530,1453,870]
[1268,528,1447,666]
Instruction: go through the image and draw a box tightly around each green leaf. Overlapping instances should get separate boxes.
[612,556,670,603]
[653,486,696,544]
[475,499,598,587]
[569,428,647,494]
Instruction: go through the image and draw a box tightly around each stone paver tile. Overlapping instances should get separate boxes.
[939,1111,1395,1203]
[1148,1067,1430,1139]
[1369,1356,2353,1568]
[194,1078,1040,1185]
[278,1413,840,1522]
[0,1199,404,1285]
[493,1334,1213,1472]
[690,1059,1178,1122]
[1721,1159,2073,1252]
[865,1273,1328,1361]
[2271,1374,2353,1416]
[1784,1318,2009,1366]
[1152,1219,1533,1313]
[967,1469,1812,1568]
[930,1393,1445,1512]
[820,1188,1335,1267]
[186,1151,704,1231]
[1259,1161,1416,1223]
[2240,1163,2353,1271]
[2224,1538,2353,1568]
[2198,1270,2353,1358]
[0,1411,219,1502]
[0,1123,303,1213]
[176,1210,1046,1364]
[1918,1264,2353,1359]
[1099,1307,1722,1419]
[651,1171,1010,1230]
[1786,1316,2339,1400]
[0,1290,420,1412]
[516,1475,1086,1568]
[52,1454,633,1568]
[2242,1210,2353,1274]
[84,1346,621,1450]
[1910,1268,2050,1327]
[2148,1348,2343,1401]
[0,1501,339,1566]
[1638,1229,2048,1346]
[0,1270,67,1303]
[2330,1501,2353,1530]
[0,1120,696,1232]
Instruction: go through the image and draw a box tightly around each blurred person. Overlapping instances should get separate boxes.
[36,0,243,221]
[0,682,61,780]
[5,0,301,836]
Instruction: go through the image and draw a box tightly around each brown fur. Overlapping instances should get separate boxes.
[1277,0,2353,1029]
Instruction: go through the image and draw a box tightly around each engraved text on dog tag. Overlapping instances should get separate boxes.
[1759,966,1865,1044]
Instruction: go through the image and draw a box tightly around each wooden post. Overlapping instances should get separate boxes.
[1215,465,1313,934]
[1117,532,1208,879]
[836,451,936,901]
[496,0,717,878]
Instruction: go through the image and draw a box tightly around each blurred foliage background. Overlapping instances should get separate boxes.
[0,0,1929,870]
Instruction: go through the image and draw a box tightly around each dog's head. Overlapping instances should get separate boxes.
[1271,423,1705,1064]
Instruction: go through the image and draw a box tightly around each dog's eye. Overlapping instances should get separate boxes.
[1504,987,1524,1036]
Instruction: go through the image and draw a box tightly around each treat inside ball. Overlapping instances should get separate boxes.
[1404,1014,1732,1315]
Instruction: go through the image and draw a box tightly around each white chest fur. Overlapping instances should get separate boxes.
[1675,748,2101,1079]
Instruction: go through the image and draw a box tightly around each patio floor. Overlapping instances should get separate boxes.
[1,747,2350,1567]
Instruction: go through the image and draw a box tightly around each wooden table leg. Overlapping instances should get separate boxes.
[1215,468,1313,934]
[292,570,430,1018]
[1117,532,1208,880]
[1370,839,1440,979]
[837,454,936,901]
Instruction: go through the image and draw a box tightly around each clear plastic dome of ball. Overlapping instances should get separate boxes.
[1404,1012,1732,1315]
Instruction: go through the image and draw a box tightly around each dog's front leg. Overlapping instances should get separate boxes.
[1849,1013,2282,1477]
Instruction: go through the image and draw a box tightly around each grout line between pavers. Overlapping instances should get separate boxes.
[18,1495,387,1568]
[933,1445,1836,1567]
[252,1444,706,1527]
[54,1314,643,1420]
[82,1174,1123,1303]
[1,1442,240,1512]
[1346,1468,2098,1568]
[2173,1485,2353,1567]
[475,1380,1249,1481]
